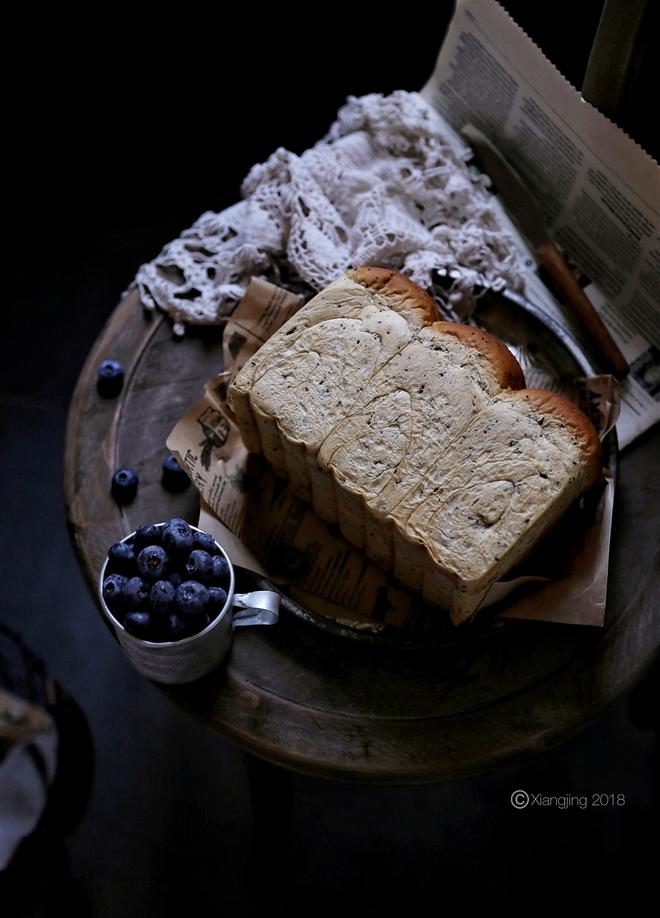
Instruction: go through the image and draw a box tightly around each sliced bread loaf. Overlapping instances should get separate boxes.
[228,267,601,622]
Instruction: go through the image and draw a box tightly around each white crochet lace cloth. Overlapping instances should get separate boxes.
[134,91,523,331]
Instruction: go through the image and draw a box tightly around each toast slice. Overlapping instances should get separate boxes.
[229,268,436,498]
[388,388,601,618]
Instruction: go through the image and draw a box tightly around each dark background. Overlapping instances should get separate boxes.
[2,2,658,915]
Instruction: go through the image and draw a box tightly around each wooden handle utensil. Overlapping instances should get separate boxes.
[536,240,629,378]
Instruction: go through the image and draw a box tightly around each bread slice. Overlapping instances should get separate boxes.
[228,268,436,498]
[317,321,525,565]
[228,267,602,622]
[389,389,601,617]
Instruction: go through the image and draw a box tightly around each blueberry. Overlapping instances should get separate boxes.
[150,580,175,615]
[124,611,152,638]
[185,550,214,583]
[124,576,151,609]
[96,359,124,398]
[192,612,211,634]
[111,468,138,504]
[211,554,230,585]
[165,613,193,641]
[168,571,183,588]
[207,586,228,618]
[107,541,136,574]
[162,519,194,558]
[193,530,219,555]
[133,524,162,549]
[175,580,209,617]
[136,545,169,581]
[102,574,127,610]
[161,455,190,493]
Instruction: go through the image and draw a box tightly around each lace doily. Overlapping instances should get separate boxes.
[134,91,523,332]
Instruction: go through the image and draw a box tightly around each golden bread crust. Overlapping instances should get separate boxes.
[348,269,525,391]
[431,321,526,391]
[512,388,602,486]
[347,266,438,325]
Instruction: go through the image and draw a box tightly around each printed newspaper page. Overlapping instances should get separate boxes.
[422,0,660,447]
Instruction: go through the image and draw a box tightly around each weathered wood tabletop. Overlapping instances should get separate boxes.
[64,289,660,784]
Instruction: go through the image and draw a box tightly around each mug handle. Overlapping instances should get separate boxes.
[232,591,280,628]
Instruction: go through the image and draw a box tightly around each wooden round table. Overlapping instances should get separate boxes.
[65,290,660,784]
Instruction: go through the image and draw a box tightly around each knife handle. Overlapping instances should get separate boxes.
[536,240,629,378]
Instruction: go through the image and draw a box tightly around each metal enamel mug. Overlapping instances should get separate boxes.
[98,524,279,684]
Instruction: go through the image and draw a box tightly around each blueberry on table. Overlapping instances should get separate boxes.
[161,455,190,493]
[124,611,152,638]
[134,524,162,549]
[102,574,127,610]
[207,586,227,617]
[136,545,169,581]
[111,468,139,504]
[96,359,124,397]
[124,576,151,610]
[162,519,194,558]
[107,541,136,573]
[185,550,214,583]
[193,530,219,555]
[175,580,209,617]
[150,580,175,615]
[211,554,230,585]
